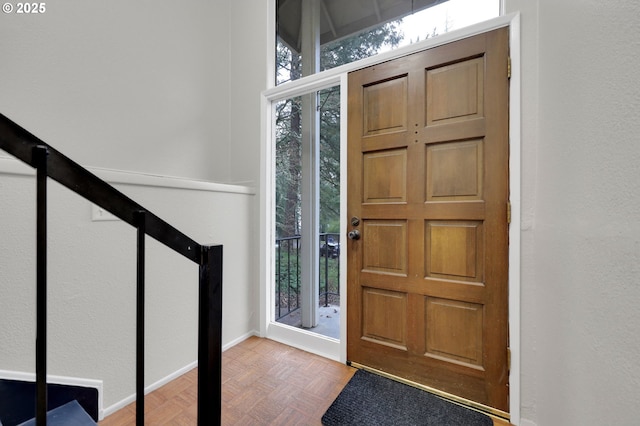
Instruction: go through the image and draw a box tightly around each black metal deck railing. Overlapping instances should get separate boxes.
[275,235,301,320]
[275,233,340,321]
[0,113,223,426]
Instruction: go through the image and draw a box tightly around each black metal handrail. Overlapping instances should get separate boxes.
[0,113,223,426]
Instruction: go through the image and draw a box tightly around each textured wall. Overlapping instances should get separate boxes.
[228,0,270,186]
[0,168,256,409]
[0,0,230,182]
[0,0,258,412]
[505,0,640,424]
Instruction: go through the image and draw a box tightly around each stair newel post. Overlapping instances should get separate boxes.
[198,244,223,426]
[33,145,49,426]
[134,210,146,426]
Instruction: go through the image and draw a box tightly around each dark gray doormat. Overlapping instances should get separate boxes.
[322,369,494,425]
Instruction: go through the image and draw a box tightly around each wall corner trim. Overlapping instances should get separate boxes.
[0,156,256,195]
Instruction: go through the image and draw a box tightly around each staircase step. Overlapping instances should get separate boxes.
[18,400,96,426]
[0,378,99,424]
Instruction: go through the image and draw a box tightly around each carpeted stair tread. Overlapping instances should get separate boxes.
[18,400,96,426]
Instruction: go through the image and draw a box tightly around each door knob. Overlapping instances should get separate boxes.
[348,230,361,240]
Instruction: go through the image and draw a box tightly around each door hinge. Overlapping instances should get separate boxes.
[507,201,511,225]
[507,347,511,373]
[507,56,512,79]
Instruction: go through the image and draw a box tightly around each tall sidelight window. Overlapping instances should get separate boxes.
[274,85,341,339]
[276,0,500,85]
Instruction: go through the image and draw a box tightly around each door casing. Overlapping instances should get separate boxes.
[260,10,522,423]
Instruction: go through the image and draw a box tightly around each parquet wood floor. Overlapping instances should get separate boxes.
[99,336,355,425]
[99,335,510,425]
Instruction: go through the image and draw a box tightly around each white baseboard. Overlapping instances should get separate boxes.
[102,361,197,419]
[0,369,103,420]
[520,419,537,426]
[102,332,259,420]
[0,334,261,421]
[223,330,259,352]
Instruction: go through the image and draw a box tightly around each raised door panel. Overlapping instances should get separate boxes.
[425,221,484,282]
[363,76,408,136]
[426,140,484,201]
[426,57,484,125]
[362,220,408,276]
[425,297,484,367]
[362,288,408,350]
[363,149,407,204]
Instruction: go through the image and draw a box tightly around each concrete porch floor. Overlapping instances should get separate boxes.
[276,304,341,339]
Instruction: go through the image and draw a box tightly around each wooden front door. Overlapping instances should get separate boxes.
[346,28,510,413]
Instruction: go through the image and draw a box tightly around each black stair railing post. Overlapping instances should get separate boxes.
[134,210,146,426]
[33,145,49,426]
[198,245,223,426]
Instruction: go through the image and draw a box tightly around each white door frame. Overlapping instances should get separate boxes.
[259,11,522,424]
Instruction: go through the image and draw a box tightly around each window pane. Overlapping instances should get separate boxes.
[274,95,302,322]
[275,96,302,240]
[276,0,500,85]
[273,86,342,339]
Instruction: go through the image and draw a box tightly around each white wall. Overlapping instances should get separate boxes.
[0,0,230,182]
[0,0,259,413]
[228,0,270,186]
[0,166,256,410]
[505,0,640,424]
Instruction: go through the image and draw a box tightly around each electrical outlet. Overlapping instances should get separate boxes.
[91,204,118,221]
